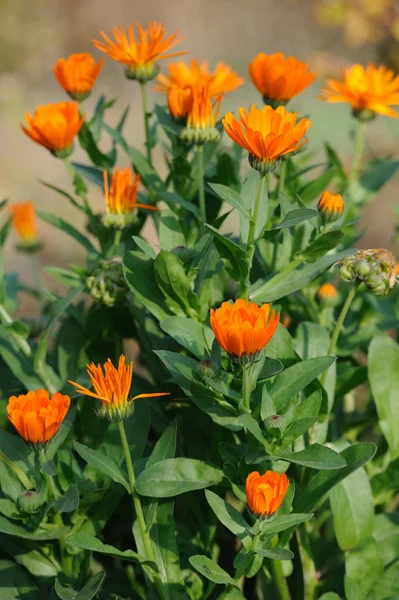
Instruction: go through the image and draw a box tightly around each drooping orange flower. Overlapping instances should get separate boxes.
[10,202,38,244]
[181,85,222,144]
[210,299,280,362]
[21,102,84,157]
[223,105,311,174]
[246,471,289,518]
[318,191,344,223]
[53,53,103,101]
[249,52,316,106]
[7,389,70,448]
[102,167,158,228]
[93,22,186,82]
[318,282,338,300]
[321,63,399,118]
[69,355,170,421]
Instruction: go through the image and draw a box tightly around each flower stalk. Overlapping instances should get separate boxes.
[242,173,266,299]
[140,82,153,167]
[197,145,206,224]
[349,119,367,185]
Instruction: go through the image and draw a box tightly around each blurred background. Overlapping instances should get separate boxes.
[1,0,399,315]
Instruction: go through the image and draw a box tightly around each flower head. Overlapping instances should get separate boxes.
[102,167,158,228]
[53,53,103,101]
[7,389,70,448]
[246,470,289,518]
[318,282,338,300]
[69,355,170,421]
[180,85,222,145]
[339,248,397,295]
[223,105,311,175]
[93,22,186,82]
[249,52,316,107]
[318,191,344,223]
[321,63,399,119]
[10,202,40,251]
[21,102,84,158]
[210,299,280,363]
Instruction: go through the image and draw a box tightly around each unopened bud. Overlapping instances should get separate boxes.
[171,246,191,265]
[265,414,286,434]
[196,359,217,380]
[318,191,344,224]
[355,259,371,278]
[340,264,355,282]
[18,491,43,514]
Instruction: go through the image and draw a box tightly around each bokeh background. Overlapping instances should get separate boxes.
[1,0,399,316]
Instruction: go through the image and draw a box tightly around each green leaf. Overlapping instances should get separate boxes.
[372,513,399,567]
[293,390,322,420]
[275,444,346,470]
[345,537,383,599]
[257,358,284,381]
[330,466,374,550]
[44,267,83,288]
[54,573,105,600]
[298,167,336,203]
[0,430,33,474]
[318,594,341,600]
[205,224,249,282]
[360,160,399,196]
[154,350,196,393]
[73,441,130,493]
[135,458,224,497]
[158,191,200,217]
[160,317,212,359]
[39,180,84,212]
[0,559,41,599]
[132,236,157,259]
[71,163,104,188]
[368,334,399,458]
[78,121,114,168]
[261,513,312,536]
[254,547,293,560]
[273,208,318,229]
[37,211,98,254]
[189,555,239,588]
[239,413,272,453]
[0,515,67,541]
[154,250,199,318]
[205,490,249,538]
[52,484,79,513]
[66,533,141,562]
[208,183,250,218]
[269,356,335,413]
[368,562,399,600]
[0,324,42,390]
[303,231,344,262]
[159,210,186,250]
[46,407,76,461]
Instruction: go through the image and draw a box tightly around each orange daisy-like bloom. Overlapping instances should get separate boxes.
[223,105,311,175]
[181,85,222,145]
[246,471,289,518]
[318,191,344,223]
[10,202,39,248]
[249,52,316,107]
[21,102,84,158]
[69,355,170,421]
[7,389,70,448]
[103,167,158,228]
[321,63,399,119]
[318,282,338,300]
[53,53,103,101]
[210,299,280,363]
[93,22,186,82]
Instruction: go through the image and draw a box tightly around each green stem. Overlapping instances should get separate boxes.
[349,120,367,185]
[0,303,31,356]
[278,160,287,201]
[0,451,33,489]
[118,420,166,600]
[297,527,318,600]
[270,558,291,600]
[242,174,266,300]
[242,363,251,412]
[113,229,122,255]
[140,82,153,167]
[197,145,206,225]
[30,254,45,308]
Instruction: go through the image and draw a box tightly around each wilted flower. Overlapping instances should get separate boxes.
[246,470,289,518]
[180,85,222,145]
[53,53,103,101]
[10,202,40,251]
[21,102,84,158]
[7,390,70,448]
[318,191,344,223]
[69,355,170,421]
[223,105,311,175]
[210,299,280,364]
[339,249,397,295]
[93,22,186,82]
[321,63,399,120]
[249,52,316,108]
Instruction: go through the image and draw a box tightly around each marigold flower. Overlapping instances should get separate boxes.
[7,389,70,448]
[210,299,280,363]
[21,102,84,158]
[180,85,222,145]
[223,105,311,175]
[93,22,186,82]
[102,167,158,228]
[318,191,344,223]
[318,282,338,300]
[321,63,399,119]
[69,355,170,421]
[10,202,40,250]
[246,470,289,518]
[53,53,104,101]
[249,52,316,107]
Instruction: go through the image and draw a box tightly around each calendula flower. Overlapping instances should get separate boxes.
[93,22,186,82]
[223,105,311,175]
[7,389,70,448]
[210,299,280,364]
[102,167,158,228]
[21,102,84,158]
[157,59,243,121]
[246,471,289,518]
[249,52,316,108]
[321,63,399,119]
[318,282,338,300]
[318,191,344,223]
[69,355,170,421]
[53,53,103,101]
[10,202,41,251]
[180,85,222,145]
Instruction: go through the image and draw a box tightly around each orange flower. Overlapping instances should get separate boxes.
[7,389,70,448]
[210,299,280,363]
[53,53,103,101]
[321,63,399,119]
[246,471,289,518]
[93,22,186,82]
[21,102,84,158]
[181,85,222,144]
[249,52,316,107]
[10,202,38,246]
[69,355,170,421]
[223,105,311,174]
[102,167,158,228]
[318,191,344,223]
[318,282,338,300]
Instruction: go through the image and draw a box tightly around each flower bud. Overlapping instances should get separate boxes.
[86,259,126,306]
[265,414,287,434]
[340,263,355,282]
[317,282,338,306]
[196,359,218,380]
[171,246,191,265]
[18,491,44,514]
[355,259,371,278]
[318,191,344,223]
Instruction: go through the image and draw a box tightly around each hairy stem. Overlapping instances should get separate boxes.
[242,363,251,412]
[140,82,153,167]
[349,120,367,185]
[242,173,266,299]
[197,145,206,225]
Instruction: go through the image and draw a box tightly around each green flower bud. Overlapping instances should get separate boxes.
[355,259,372,278]
[265,414,287,433]
[340,264,355,281]
[196,359,218,380]
[18,491,43,514]
[171,246,191,265]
